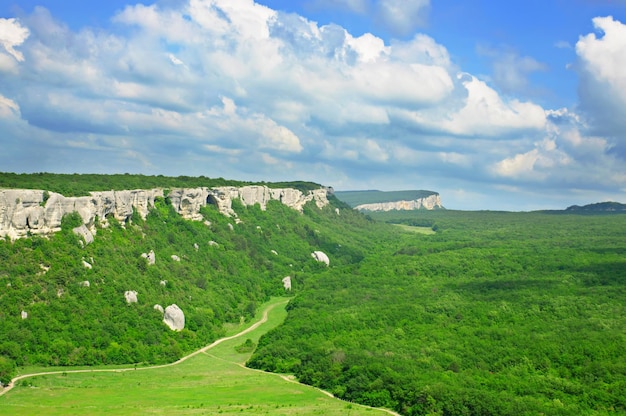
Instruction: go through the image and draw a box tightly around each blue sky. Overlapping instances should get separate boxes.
[1,0,625,210]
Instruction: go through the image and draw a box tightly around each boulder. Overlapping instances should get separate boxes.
[311,251,330,266]
[82,260,92,269]
[193,243,199,251]
[141,250,156,265]
[160,280,167,286]
[282,276,292,291]
[21,310,28,320]
[271,250,278,255]
[78,281,90,287]
[171,255,180,262]
[73,224,94,245]
[124,290,138,304]
[208,240,219,247]
[163,304,185,331]
[154,304,164,314]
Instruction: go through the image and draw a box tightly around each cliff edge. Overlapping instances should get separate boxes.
[0,185,329,240]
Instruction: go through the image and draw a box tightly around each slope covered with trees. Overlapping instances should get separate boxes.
[2,173,625,416]
[249,210,626,415]
[1,173,381,386]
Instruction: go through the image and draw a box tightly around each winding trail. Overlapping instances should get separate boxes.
[0,299,287,398]
[0,298,400,415]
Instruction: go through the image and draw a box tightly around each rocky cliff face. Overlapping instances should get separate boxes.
[354,193,442,212]
[0,185,329,240]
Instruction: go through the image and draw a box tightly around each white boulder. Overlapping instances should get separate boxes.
[141,250,156,265]
[282,276,292,291]
[124,290,138,304]
[154,304,164,314]
[21,310,28,320]
[163,304,185,331]
[311,251,330,266]
[73,224,94,245]
[82,260,92,269]
[78,280,90,287]
[208,240,219,247]
[171,255,180,262]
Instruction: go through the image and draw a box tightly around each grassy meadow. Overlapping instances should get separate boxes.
[0,297,390,415]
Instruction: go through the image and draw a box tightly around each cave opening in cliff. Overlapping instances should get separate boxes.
[206,194,219,206]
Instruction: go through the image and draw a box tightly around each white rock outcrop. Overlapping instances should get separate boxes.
[141,250,156,265]
[282,276,292,291]
[171,255,180,262]
[311,251,330,266]
[82,260,92,269]
[163,304,185,331]
[0,185,330,240]
[354,194,443,212]
[154,304,164,313]
[73,224,94,245]
[79,280,90,287]
[0,188,163,240]
[124,290,138,304]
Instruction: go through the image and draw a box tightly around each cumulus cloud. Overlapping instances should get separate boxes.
[576,15,626,153]
[1,2,624,209]
[398,74,546,137]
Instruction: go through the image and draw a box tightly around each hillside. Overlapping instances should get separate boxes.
[2,173,625,416]
[0,173,388,385]
[334,190,443,212]
[565,201,626,212]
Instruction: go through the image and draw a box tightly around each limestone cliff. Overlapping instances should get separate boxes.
[354,193,443,212]
[0,185,329,240]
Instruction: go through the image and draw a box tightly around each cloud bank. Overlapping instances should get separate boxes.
[0,1,624,210]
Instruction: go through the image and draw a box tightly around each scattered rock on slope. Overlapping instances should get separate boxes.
[311,251,330,266]
[124,290,138,304]
[163,304,185,331]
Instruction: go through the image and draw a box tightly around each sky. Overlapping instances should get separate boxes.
[1,0,626,210]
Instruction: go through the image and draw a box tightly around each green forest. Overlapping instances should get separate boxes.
[1,173,625,415]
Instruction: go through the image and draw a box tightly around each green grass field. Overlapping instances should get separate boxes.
[391,224,436,235]
[0,298,392,415]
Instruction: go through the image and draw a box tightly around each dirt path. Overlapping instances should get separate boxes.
[0,298,401,416]
[0,299,288,398]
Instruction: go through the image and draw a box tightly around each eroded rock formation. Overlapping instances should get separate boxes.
[0,185,330,240]
[163,304,185,331]
[0,188,163,240]
[311,251,330,266]
[354,193,443,212]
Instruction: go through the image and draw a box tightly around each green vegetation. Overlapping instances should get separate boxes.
[1,298,390,415]
[334,190,438,207]
[0,182,365,380]
[1,172,625,415]
[0,172,321,197]
[250,210,626,415]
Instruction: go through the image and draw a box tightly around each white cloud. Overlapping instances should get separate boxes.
[0,18,29,62]
[399,74,546,137]
[377,0,430,36]
[1,3,624,209]
[576,16,626,96]
[0,94,20,119]
[576,16,626,145]
[477,46,547,94]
